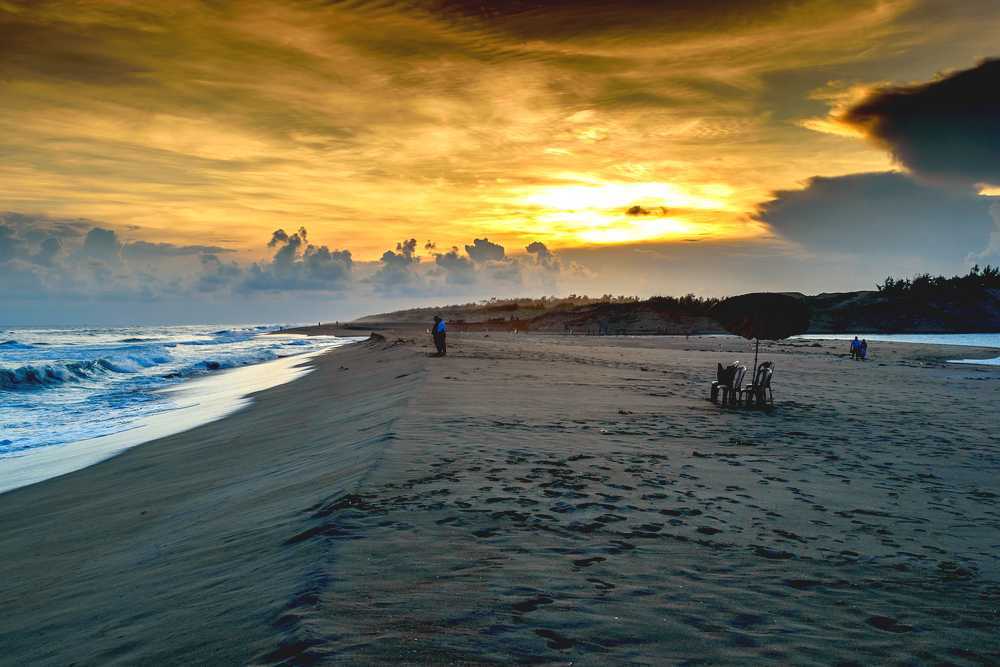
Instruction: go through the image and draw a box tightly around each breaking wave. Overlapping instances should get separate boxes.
[0,324,355,461]
[0,345,298,390]
[0,351,174,389]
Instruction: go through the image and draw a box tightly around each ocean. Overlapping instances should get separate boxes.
[796,333,1000,365]
[0,325,359,492]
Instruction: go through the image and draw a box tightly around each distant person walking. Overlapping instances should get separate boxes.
[850,336,861,359]
[860,339,868,361]
[432,315,447,357]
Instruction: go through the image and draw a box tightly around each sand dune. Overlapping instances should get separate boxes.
[1,332,998,664]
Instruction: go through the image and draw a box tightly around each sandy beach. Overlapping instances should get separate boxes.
[2,332,999,664]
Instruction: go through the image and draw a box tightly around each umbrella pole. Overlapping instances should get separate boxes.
[753,338,759,386]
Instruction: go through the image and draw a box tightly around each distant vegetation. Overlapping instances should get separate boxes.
[473,294,640,311]
[355,292,727,334]
[357,267,1000,334]
[876,264,1000,297]
[445,293,720,315]
[645,294,722,315]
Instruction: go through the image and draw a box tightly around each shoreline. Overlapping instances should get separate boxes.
[0,349,330,495]
[0,334,423,664]
[2,332,998,663]
[0,326,361,480]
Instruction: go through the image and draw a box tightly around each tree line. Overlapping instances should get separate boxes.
[877,264,1000,296]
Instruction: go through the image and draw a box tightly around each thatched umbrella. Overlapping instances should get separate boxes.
[710,293,811,382]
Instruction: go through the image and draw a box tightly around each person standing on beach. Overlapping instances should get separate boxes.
[850,336,860,359]
[432,315,447,356]
[860,339,868,360]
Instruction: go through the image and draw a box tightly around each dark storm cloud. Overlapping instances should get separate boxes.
[1,223,98,267]
[626,205,670,216]
[841,59,1000,186]
[243,227,353,291]
[464,237,505,263]
[395,238,419,262]
[1,210,578,304]
[197,253,243,292]
[755,172,997,260]
[268,228,293,248]
[0,221,129,299]
[371,235,578,292]
[0,213,236,267]
[419,0,803,40]
[525,240,561,271]
[592,87,677,110]
[372,238,423,293]
[81,228,123,264]
[525,240,551,260]
[1,220,80,266]
[336,0,877,74]
[122,241,235,260]
[434,247,475,284]
[587,73,752,110]
[0,225,22,262]
[377,238,420,272]
[484,259,521,284]
[1,216,358,300]
[33,236,63,266]
[0,212,93,241]
[0,13,150,85]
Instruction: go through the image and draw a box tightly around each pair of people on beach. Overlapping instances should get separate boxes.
[850,336,868,360]
[431,316,447,357]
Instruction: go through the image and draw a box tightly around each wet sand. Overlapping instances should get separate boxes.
[1,332,999,664]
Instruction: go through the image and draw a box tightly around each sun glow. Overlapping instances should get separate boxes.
[509,180,736,245]
[520,181,731,212]
[576,217,696,244]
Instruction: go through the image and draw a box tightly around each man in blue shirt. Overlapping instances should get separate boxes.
[432,315,447,356]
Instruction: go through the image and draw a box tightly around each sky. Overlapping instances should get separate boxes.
[2,0,1000,324]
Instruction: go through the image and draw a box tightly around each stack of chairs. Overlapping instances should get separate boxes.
[737,361,775,407]
[710,362,746,406]
[710,361,776,407]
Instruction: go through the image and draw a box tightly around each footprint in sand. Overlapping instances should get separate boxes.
[511,595,554,614]
[866,615,913,633]
[587,578,616,591]
[607,539,636,553]
[754,546,795,560]
[534,629,576,650]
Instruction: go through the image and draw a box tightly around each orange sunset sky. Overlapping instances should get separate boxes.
[2,1,1000,323]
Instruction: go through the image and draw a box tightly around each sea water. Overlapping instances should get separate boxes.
[0,325,359,492]
[796,333,1000,365]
